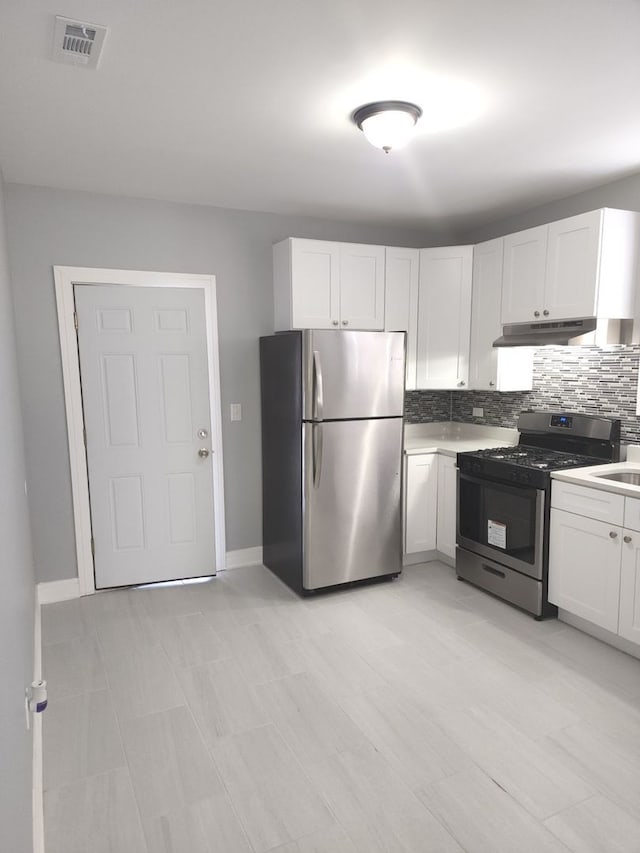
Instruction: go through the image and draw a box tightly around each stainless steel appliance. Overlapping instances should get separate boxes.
[260,330,405,594]
[456,411,621,618]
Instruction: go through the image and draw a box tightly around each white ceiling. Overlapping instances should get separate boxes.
[1,0,639,233]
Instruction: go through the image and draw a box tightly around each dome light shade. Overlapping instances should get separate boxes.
[352,100,422,153]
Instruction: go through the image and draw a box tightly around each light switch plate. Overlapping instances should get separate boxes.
[230,403,242,422]
[472,407,484,418]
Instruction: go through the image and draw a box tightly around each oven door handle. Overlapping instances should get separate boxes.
[458,470,545,497]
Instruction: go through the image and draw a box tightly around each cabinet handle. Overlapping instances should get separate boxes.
[610,531,618,539]
[457,380,466,387]
[332,320,339,326]
[534,310,540,317]
[341,320,349,326]
[624,535,633,543]
[543,309,550,316]
[489,381,495,387]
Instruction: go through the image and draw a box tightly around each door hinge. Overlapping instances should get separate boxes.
[74,311,78,330]
[90,537,95,557]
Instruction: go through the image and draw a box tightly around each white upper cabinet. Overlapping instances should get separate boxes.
[544,211,602,320]
[416,245,473,390]
[501,209,640,325]
[469,238,533,392]
[339,243,385,330]
[501,225,548,324]
[273,238,384,331]
[384,247,419,390]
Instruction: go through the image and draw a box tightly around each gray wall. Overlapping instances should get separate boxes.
[5,184,441,583]
[462,172,640,243]
[0,175,36,850]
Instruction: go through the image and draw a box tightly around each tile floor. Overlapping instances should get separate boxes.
[41,561,640,852]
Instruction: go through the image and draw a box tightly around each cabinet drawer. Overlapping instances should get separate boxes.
[551,480,625,525]
[624,497,640,532]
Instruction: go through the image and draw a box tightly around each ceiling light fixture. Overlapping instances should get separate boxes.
[352,100,423,153]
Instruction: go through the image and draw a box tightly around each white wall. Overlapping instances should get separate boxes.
[462,172,640,243]
[0,174,36,851]
[4,184,444,583]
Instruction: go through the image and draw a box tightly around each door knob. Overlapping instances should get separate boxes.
[624,535,633,543]
[198,448,210,459]
[609,531,618,539]
[342,320,349,326]
[534,311,540,317]
[332,320,339,326]
[543,309,550,316]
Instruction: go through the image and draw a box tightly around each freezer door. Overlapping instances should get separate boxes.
[302,330,405,420]
[303,418,403,589]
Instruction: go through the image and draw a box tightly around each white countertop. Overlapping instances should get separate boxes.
[551,459,640,498]
[404,422,518,457]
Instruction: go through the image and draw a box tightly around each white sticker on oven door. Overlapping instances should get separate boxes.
[488,520,507,549]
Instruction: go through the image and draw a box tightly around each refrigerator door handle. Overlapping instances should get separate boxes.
[312,423,323,488]
[312,350,324,421]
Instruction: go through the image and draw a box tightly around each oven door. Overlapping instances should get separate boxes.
[456,471,545,580]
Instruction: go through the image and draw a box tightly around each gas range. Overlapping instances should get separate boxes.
[455,411,621,619]
[458,444,611,489]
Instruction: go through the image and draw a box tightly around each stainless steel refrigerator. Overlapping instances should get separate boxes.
[260,329,405,594]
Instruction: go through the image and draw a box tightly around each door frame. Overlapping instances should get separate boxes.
[54,266,226,596]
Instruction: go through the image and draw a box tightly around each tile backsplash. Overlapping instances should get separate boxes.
[404,345,640,444]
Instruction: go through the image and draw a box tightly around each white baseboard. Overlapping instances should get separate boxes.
[224,547,263,569]
[403,550,455,568]
[36,577,80,605]
[33,592,44,853]
[558,609,640,661]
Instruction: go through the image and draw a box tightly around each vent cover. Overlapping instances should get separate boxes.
[52,16,108,68]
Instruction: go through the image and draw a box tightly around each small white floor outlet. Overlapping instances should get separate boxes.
[230,403,242,421]
[472,407,484,418]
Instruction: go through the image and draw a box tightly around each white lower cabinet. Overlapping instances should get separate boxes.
[436,455,457,560]
[404,454,438,553]
[404,452,457,560]
[549,508,622,632]
[619,534,640,643]
[549,483,640,645]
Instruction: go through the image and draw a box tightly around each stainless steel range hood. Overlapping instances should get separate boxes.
[493,318,598,347]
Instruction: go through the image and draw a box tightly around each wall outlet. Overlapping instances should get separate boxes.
[472,407,484,418]
[230,403,242,422]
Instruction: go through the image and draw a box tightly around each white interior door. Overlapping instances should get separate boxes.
[75,284,217,589]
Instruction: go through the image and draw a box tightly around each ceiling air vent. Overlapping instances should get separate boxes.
[52,16,108,69]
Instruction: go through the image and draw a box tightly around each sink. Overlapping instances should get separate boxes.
[595,471,640,486]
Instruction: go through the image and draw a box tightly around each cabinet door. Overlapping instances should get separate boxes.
[544,211,602,320]
[385,247,419,389]
[436,455,457,560]
[416,246,473,389]
[619,529,640,644]
[469,238,533,392]
[501,225,547,324]
[339,243,385,330]
[469,238,501,390]
[548,508,621,632]
[290,239,340,329]
[405,454,438,553]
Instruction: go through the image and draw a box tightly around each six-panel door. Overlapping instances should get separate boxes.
[75,284,216,588]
